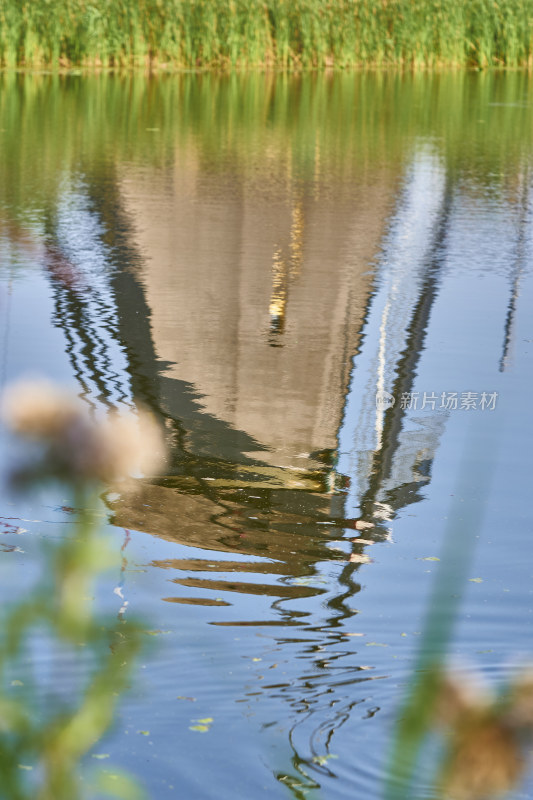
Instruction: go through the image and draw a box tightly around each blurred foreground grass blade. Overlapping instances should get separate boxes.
[384,424,499,800]
[0,380,164,799]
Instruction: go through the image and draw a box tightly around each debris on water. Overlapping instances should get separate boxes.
[189,717,213,733]
[349,553,372,564]
[312,754,338,765]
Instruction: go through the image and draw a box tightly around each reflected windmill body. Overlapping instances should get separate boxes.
[35,140,463,792]
[36,153,395,600]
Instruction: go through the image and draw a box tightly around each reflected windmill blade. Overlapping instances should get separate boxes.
[499,178,530,372]
[499,268,523,373]
[359,181,453,519]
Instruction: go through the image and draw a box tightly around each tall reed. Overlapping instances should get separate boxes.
[0,0,532,70]
[384,425,533,799]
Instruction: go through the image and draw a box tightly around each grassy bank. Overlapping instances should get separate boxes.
[0,0,532,70]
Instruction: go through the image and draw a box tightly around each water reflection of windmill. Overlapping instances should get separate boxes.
[40,161,396,615]
[36,149,458,800]
[40,152,453,588]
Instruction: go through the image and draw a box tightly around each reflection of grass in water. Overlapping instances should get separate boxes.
[0,380,164,799]
[0,72,531,226]
[0,0,532,69]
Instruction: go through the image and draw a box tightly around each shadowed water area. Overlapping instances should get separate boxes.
[0,72,532,798]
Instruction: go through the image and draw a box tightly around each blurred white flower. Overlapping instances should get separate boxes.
[1,379,164,487]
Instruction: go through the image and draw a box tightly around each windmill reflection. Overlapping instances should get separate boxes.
[28,147,460,795]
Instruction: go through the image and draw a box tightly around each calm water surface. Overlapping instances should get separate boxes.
[0,73,532,799]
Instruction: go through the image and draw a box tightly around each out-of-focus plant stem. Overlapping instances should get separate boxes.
[0,494,146,799]
[384,425,498,800]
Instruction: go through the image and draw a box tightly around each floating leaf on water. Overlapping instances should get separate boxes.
[252,658,262,662]
[293,575,328,586]
[189,725,209,733]
[17,765,32,771]
[469,577,483,583]
[366,642,388,647]
[11,679,24,686]
[194,718,213,724]
[137,730,150,736]
[421,556,440,561]
[344,632,364,637]
[92,754,110,759]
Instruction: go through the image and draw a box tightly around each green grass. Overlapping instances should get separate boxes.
[0,0,532,70]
